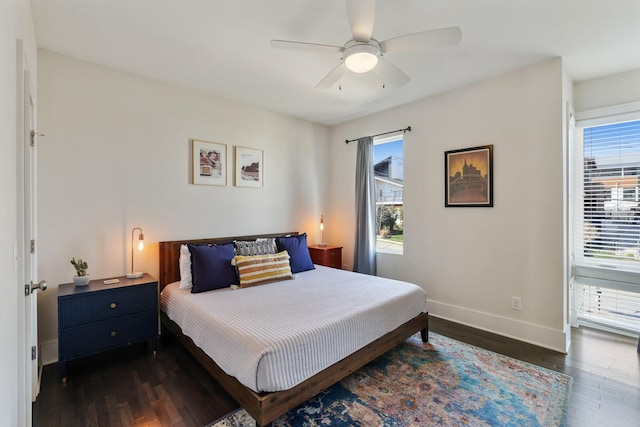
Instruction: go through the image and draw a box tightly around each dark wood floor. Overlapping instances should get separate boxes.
[33,317,640,426]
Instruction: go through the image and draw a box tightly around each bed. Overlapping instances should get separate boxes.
[159,232,429,426]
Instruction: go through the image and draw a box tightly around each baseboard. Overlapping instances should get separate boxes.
[40,339,58,366]
[428,300,569,353]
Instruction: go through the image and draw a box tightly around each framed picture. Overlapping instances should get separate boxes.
[445,145,493,207]
[192,140,227,186]
[235,146,263,188]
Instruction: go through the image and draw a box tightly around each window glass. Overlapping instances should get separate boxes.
[374,136,404,255]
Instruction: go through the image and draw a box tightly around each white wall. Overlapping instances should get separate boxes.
[574,68,640,113]
[36,50,330,361]
[329,59,567,351]
[1,0,37,424]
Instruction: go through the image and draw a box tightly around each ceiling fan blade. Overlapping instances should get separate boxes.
[315,62,347,89]
[270,39,342,53]
[374,58,410,87]
[346,0,375,42]
[380,26,462,53]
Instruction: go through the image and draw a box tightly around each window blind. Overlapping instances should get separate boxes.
[575,117,640,334]
[575,284,640,334]
[581,119,640,266]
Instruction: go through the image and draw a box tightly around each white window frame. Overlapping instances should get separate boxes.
[572,101,640,335]
[574,101,640,273]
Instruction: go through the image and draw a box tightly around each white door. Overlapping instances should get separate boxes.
[24,69,44,402]
[17,41,45,427]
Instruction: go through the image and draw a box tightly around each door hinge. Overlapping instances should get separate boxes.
[31,346,36,361]
[30,239,35,254]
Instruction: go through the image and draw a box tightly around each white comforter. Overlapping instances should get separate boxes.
[160,265,427,393]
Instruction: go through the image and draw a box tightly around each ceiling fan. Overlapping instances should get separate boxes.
[270,0,462,89]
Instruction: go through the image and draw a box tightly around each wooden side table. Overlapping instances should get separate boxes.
[57,273,158,382]
[308,244,343,269]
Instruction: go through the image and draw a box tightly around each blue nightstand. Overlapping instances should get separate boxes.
[57,274,158,382]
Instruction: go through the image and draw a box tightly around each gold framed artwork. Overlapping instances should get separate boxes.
[445,145,493,207]
[192,139,227,186]
[235,146,263,188]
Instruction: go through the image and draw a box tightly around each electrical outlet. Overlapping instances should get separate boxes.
[511,296,522,311]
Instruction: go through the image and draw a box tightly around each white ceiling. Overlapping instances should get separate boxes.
[31,0,640,126]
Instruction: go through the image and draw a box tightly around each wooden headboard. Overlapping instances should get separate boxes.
[158,232,298,290]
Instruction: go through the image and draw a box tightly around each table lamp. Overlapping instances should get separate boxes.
[126,227,144,278]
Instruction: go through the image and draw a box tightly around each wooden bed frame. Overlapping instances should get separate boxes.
[158,232,429,427]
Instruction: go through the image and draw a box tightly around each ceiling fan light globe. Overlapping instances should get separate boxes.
[345,52,378,73]
[343,42,380,73]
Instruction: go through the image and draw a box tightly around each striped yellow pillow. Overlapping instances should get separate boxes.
[234,250,294,288]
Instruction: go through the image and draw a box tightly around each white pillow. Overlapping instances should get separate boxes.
[179,244,192,289]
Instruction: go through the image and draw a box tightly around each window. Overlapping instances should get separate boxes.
[374,135,404,254]
[573,115,640,334]
[575,282,640,333]
[580,119,640,267]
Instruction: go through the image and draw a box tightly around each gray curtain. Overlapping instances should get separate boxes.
[353,136,376,275]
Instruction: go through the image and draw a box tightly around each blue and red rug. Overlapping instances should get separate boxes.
[211,332,572,426]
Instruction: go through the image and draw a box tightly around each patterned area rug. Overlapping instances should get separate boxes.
[210,332,572,427]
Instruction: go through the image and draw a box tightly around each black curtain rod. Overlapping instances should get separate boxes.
[345,126,411,144]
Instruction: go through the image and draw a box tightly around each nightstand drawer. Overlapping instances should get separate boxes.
[59,310,157,360]
[58,283,157,328]
[317,248,341,267]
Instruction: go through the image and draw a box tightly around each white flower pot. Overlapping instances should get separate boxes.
[73,275,90,287]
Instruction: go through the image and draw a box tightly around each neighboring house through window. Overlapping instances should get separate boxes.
[374,135,404,255]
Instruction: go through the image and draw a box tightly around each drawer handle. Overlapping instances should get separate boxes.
[110,302,117,309]
[110,331,117,337]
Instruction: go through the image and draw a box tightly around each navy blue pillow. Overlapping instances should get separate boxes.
[275,233,315,273]
[188,243,238,293]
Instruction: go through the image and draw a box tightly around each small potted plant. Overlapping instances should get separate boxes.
[70,257,90,286]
